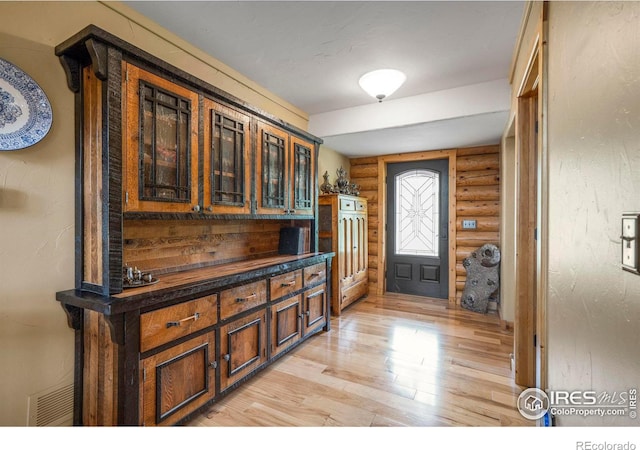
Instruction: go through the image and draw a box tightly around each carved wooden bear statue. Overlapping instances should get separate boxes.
[461,243,500,313]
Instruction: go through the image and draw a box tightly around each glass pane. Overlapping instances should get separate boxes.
[294,143,311,209]
[142,98,154,198]
[212,113,244,205]
[139,83,191,202]
[395,169,439,256]
[155,104,178,198]
[262,132,285,208]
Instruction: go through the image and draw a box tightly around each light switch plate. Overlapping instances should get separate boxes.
[622,212,640,274]
[462,219,477,229]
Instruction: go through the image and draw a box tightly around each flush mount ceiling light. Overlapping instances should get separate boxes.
[358,69,406,102]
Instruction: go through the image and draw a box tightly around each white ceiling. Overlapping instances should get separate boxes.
[125,1,525,157]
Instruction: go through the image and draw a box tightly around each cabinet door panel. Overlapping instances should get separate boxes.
[290,136,314,216]
[141,331,215,426]
[339,215,354,280]
[256,122,288,214]
[203,98,252,214]
[220,310,267,391]
[303,284,326,334]
[270,295,301,358]
[123,63,199,213]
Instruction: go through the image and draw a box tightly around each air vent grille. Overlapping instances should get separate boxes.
[27,382,74,426]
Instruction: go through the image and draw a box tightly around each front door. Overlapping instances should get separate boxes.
[386,160,449,299]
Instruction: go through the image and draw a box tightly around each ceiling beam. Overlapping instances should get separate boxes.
[308,78,511,139]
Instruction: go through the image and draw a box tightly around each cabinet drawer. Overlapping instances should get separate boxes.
[341,279,368,309]
[270,269,302,300]
[355,200,367,212]
[220,280,267,320]
[140,295,218,353]
[303,262,327,286]
[339,197,355,211]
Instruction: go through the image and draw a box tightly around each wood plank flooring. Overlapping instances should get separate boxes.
[186,293,533,427]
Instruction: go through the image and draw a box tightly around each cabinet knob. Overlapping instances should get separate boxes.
[207,205,213,212]
[209,361,218,370]
[289,209,296,214]
[306,311,310,317]
[193,205,201,212]
[223,354,230,362]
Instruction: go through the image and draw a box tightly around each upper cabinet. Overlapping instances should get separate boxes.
[256,121,315,216]
[123,63,200,213]
[123,63,315,217]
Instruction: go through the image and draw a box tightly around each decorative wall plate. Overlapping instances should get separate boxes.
[0,58,52,151]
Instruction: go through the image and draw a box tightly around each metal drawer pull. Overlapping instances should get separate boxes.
[166,312,200,328]
[281,280,296,287]
[236,293,257,303]
[309,271,324,278]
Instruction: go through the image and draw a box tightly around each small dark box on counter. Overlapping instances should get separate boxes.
[278,227,305,255]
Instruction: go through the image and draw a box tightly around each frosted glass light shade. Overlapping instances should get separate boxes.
[358,69,406,102]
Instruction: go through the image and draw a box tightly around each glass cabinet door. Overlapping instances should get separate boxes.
[123,63,199,213]
[203,98,251,214]
[290,136,314,216]
[256,122,288,214]
[140,83,191,202]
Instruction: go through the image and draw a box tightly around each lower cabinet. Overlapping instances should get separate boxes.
[270,284,327,358]
[220,309,268,391]
[140,331,217,426]
[58,255,332,426]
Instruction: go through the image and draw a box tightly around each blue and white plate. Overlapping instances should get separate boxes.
[0,58,52,151]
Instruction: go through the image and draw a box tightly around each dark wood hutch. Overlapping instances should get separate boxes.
[54,25,333,426]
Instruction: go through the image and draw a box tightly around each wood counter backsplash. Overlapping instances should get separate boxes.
[123,218,311,274]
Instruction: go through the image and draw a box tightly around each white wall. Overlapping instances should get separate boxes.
[546,1,640,426]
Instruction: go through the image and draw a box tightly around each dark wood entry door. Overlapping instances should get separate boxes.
[386,160,449,299]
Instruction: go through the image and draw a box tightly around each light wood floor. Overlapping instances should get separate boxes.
[186,292,533,427]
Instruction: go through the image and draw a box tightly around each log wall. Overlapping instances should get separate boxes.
[454,146,501,302]
[123,219,311,274]
[349,145,500,305]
